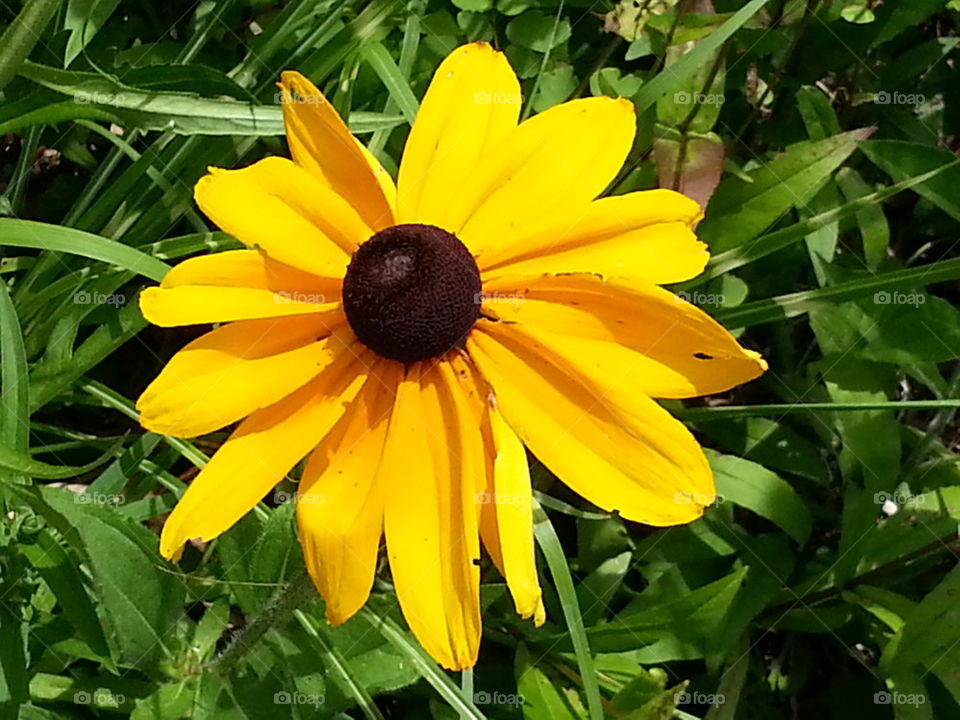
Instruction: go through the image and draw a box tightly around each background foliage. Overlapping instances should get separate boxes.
[1,0,959,717]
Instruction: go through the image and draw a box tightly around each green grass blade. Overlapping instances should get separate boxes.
[632,0,769,114]
[715,257,960,328]
[533,502,604,720]
[0,0,62,91]
[361,42,420,125]
[359,609,486,720]
[0,219,170,281]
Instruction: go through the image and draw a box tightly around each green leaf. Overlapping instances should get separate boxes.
[64,0,121,66]
[699,129,872,252]
[515,643,581,720]
[33,487,186,669]
[0,439,120,479]
[0,283,28,483]
[860,140,960,221]
[15,62,402,136]
[0,594,28,720]
[21,529,113,665]
[506,11,571,53]
[709,451,812,544]
[582,567,748,655]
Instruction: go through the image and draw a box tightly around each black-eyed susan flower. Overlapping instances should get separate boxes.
[137,42,766,670]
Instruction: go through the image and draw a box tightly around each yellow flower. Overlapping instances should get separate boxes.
[137,42,766,670]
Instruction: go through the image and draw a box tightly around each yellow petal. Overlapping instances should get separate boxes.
[397,42,520,231]
[137,318,350,438]
[140,286,340,327]
[481,273,766,398]
[159,340,370,560]
[480,190,706,284]
[160,249,341,293]
[194,157,364,277]
[488,392,545,625]
[279,71,396,230]
[446,354,544,625]
[382,361,482,670]
[458,96,636,260]
[298,359,401,625]
[468,325,713,526]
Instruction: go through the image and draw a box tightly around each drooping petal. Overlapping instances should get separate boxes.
[481,273,766,399]
[397,42,521,231]
[194,157,366,277]
[279,71,396,230]
[468,325,714,526]
[298,359,401,625]
[488,395,545,624]
[137,318,350,438]
[457,96,636,260]
[382,361,482,670]
[479,190,706,284]
[158,339,370,560]
[140,286,340,327]
[450,354,544,626]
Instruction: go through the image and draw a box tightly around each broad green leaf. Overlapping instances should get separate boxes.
[20,529,113,665]
[709,451,812,544]
[581,567,748,655]
[37,487,186,669]
[860,140,960,221]
[695,417,827,483]
[506,11,571,53]
[515,643,581,720]
[699,129,872,252]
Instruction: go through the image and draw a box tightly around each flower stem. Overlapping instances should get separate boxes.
[209,571,317,675]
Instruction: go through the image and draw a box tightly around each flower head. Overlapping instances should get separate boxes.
[137,42,766,670]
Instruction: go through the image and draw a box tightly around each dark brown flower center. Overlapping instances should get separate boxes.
[342,224,481,363]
